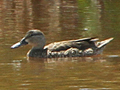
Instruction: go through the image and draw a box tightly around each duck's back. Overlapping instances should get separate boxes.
[44,37,98,57]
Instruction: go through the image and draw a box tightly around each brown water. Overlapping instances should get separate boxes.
[0,0,120,90]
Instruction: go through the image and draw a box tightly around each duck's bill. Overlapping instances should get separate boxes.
[11,38,28,49]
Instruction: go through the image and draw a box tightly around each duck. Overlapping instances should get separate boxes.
[11,29,113,58]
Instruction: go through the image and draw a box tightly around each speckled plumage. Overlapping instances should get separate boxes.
[11,30,113,58]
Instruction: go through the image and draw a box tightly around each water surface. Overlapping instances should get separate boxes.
[0,0,120,90]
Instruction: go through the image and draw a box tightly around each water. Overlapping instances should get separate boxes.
[0,0,120,90]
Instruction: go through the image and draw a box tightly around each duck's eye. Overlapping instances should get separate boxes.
[26,33,43,39]
[30,34,34,37]
[25,34,34,39]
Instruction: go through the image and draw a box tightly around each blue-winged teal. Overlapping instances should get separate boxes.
[11,30,113,58]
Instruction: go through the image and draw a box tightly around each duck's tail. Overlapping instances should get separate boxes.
[97,38,114,49]
[95,38,114,55]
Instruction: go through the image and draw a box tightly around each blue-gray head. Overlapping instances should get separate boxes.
[11,30,46,49]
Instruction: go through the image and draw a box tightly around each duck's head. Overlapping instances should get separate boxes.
[11,30,46,49]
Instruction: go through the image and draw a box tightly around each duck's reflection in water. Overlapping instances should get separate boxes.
[27,56,107,63]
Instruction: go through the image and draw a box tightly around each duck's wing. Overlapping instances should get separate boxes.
[44,37,113,57]
[44,37,98,52]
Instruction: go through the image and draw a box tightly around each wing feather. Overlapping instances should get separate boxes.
[44,37,98,52]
